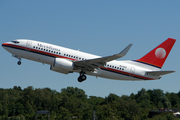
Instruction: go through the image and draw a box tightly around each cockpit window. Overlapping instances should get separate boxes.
[11,40,19,44]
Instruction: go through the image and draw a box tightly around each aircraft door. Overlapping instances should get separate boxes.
[26,41,32,51]
[130,67,135,76]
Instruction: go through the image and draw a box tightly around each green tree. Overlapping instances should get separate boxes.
[136,88,151,109]
[147,89,165,109]
[16,103,24,115]
[105,93,120,103]
[24,100,35,118]
[61,87,87,101]
[118,95,140,120]
[161,96,171,109]
[166,92,180,108]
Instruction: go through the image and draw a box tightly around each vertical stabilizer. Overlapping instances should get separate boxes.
[136,38,176,69]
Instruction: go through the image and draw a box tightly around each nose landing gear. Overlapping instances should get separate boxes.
[12,55,22,65]
[17,61,21,65]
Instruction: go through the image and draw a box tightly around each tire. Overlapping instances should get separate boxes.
[78,77,83,82]
[81,75,87,80]
[17,61,21,65]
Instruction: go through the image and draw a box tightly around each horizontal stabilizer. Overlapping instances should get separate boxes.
[146,71,175,76]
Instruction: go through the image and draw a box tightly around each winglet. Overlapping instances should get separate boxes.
[119,44,133,57]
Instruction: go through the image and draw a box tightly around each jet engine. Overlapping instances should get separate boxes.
[50,58,74,74]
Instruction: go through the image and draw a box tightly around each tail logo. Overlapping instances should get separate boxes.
[155,48,166,59]
[137,38,176,68]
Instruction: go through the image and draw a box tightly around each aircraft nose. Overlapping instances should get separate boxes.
[2,42,7,47]
[2,43,9,49]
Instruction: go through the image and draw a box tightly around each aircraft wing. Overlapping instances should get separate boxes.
[74,44,132,71]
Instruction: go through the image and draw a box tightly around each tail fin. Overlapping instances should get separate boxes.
[136,38,176,69]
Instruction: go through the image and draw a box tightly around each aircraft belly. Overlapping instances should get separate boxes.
[27,51,54,65]
[6,47,54,65]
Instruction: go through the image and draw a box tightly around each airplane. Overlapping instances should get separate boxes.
[2,38,176,82]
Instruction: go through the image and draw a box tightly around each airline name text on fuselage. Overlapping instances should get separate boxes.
[37,43,60,52]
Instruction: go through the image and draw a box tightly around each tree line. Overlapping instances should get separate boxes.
[0,86,180,120]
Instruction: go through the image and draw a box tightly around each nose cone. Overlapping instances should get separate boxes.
[2,43,6,47]
[2,43,9,51]
[2,42,7,47]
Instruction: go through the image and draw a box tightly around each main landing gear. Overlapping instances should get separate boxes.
[12,55,21,65]
[78,72,87,82]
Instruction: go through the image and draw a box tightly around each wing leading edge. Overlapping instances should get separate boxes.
[74,44,132,71]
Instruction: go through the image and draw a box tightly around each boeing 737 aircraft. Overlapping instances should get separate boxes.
[2,38,176,82]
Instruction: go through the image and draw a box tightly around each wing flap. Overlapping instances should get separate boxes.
[74,44,132,71]
[146,71,175,76]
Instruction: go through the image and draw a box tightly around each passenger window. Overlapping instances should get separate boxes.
[36,47,38,49]
[41,48,43,50]
[79,57,81,59]
[115,66,116,69]
[112,66,114,68]
[64,54,66,56]
[82,58,84,60]
[33,46,35,48]
[117,67,119,69]
[46,49,48,51]
[49,50,51,52]
[110,65,111,67]
[59,52,61,55]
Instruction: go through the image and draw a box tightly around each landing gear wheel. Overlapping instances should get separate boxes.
[78,77,83,82]
[17,61,21,65]
[77,74,87,82]
[81,75,87,80]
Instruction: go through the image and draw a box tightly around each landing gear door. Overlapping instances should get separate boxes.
[26,41,32,51]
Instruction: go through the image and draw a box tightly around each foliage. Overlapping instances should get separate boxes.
[0,86,179,120]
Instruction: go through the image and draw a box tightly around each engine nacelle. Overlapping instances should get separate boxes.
[50,65,70,74]
[50,58,74,74]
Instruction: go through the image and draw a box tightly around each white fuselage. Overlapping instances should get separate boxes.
[2,39,161,81]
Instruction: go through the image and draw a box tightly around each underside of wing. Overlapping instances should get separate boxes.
[73,44,132,71]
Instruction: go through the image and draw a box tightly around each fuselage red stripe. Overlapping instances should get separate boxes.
[100,67,154,80]
[3,43,154,80]
[2,43,78,61]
